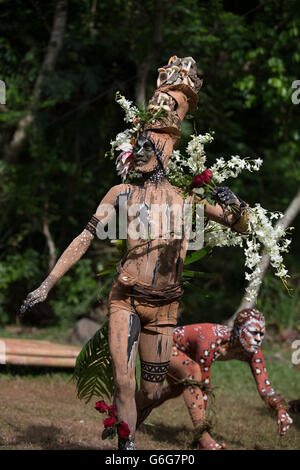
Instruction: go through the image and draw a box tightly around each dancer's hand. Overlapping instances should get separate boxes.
[277,409,293,436]
[20,285,48,316]
[211,186,240,206]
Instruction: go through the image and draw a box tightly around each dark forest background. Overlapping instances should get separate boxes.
[0,0,299,333]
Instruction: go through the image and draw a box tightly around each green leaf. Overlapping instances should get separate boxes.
[97,266,117,276]
[102,426,116,440]
[183,280,192,288]
[205,195,215,206]
[73,321,114,403]
[184,247,211,265]
[182,269,215,280]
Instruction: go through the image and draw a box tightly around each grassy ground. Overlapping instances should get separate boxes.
[0,325,76,344]
[0,340,299,450]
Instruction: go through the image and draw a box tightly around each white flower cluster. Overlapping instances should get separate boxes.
[110,129,132,157]
[243,237,264,301]
[108,92,141,160]
[166,149,184,175]
[186,133,214,173]
[204,203,291,303]
[210,156,263,183]
[166,133,214,177]
[245,204,290,300]
[115,93,139,123]
[205,222,244,248]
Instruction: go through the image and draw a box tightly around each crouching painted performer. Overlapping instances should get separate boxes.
[148,309,293,450]
[20,57,249,450]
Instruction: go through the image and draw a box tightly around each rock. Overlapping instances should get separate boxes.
[69,318,101,344]
[89,300,108,323]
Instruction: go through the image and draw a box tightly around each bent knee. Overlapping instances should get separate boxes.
[140,382,165,403]
[182,362,202,382]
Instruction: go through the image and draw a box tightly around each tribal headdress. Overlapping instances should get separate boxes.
[114,56,202,181]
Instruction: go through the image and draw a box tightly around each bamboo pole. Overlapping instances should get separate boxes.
[0,338,81,368]
[4,355,77,368]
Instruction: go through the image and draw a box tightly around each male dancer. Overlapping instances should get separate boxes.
[149,309,293,450]
[21,57,249,449]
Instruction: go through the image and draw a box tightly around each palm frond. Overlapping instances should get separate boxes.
[73,321,114,403]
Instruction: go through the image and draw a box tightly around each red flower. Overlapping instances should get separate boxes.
[191,170,213,188]
[107,405,117,417]
[117,421,131,439]
[202,169,213,183]
[95,400,108,413]
[103,416,116,428]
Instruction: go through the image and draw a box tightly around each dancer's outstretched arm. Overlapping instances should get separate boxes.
[248,348,293,436]
[20,184,126,314]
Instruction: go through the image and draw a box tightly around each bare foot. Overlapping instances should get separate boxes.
[197,432,226,450]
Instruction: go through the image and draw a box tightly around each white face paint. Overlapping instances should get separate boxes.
[239,318,265,353]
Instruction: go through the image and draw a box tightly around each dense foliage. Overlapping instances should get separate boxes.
[0,0,299,329]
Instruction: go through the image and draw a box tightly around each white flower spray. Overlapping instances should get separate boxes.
[210,156,263,183]
[167,132,290,303]
[108,93,140,160]
[110,129,132,157]
[204,204,291,302]
[166,133,214,182]
[243,205,291,301]
[186,133,214,173]
[115,92,139,124]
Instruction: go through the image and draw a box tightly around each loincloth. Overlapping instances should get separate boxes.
[108,268,183,334]
[116,261,184,303]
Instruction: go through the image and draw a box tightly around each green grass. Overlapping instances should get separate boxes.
[0,325,74,344]
[212,355,299,399]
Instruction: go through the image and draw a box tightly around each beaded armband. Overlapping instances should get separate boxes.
[85,215,100,236]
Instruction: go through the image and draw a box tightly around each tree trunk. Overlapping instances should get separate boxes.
[227,186,300,326]
[88,0,98,36]
[57,130,81,249]
[134,0,163,105]
[43,220,57,273]
[4,0,68,164]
